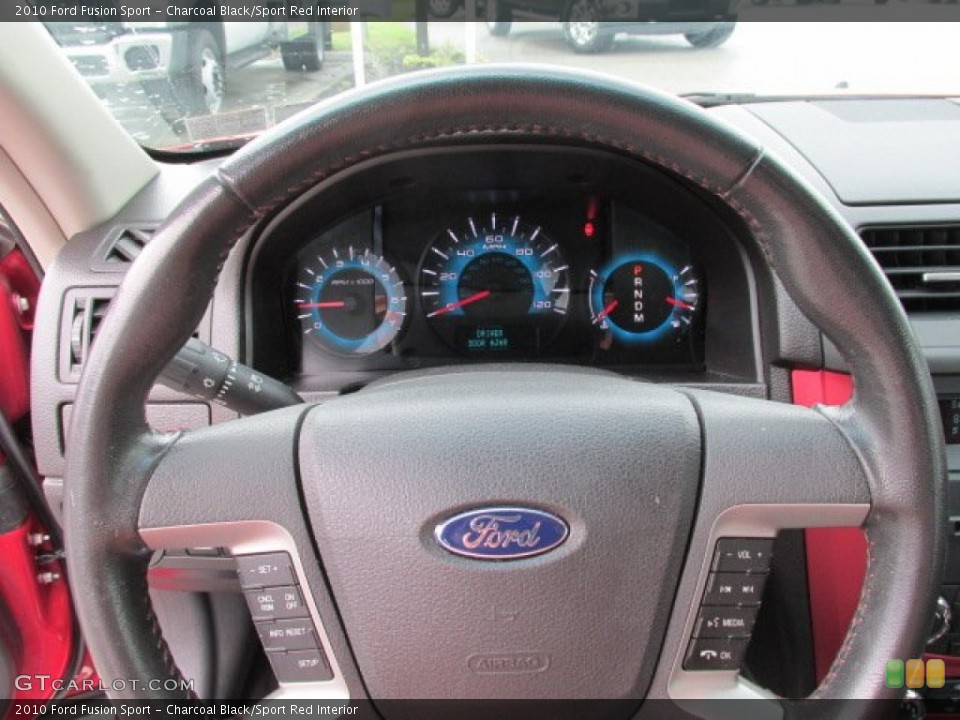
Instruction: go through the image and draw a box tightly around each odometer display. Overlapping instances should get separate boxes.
[420,213,570,355]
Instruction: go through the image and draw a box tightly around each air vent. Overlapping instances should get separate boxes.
[64,295,111,380]
[59,288,206,383]
[103,226,154,265]
[860,225,960,313]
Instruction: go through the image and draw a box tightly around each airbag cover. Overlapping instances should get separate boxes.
[298,370,701,701]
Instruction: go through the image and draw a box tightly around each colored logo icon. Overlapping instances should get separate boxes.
[885,658,945,689]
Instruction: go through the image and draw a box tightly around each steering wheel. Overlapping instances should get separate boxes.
[64,67,945,715]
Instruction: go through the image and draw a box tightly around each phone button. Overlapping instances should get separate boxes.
[683,638,749,671]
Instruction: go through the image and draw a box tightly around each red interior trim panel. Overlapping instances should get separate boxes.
[792,369,868,683]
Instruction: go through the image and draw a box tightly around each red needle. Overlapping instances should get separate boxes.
[298,301,347,309]
[594,299,619,324]
[666,297,694,311]
[427,290,492,318]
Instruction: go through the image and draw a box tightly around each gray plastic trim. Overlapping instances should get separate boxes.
[666,503,870,717]
[139,521,349,700]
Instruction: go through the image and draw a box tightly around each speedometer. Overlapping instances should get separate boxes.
[420,213,570,355]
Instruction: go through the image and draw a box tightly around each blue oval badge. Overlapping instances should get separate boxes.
[434,507,569,560]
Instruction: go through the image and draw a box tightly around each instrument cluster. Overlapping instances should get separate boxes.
[287,194,705,374]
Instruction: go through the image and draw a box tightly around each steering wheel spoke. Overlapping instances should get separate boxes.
[689,388,872,511]
[645,390,871,710]
[136,405,353,699]
[137,406,308,536]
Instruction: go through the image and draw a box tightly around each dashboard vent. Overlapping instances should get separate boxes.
[64,295,111,380]
[102,226,155,266]
[861,225,960,313]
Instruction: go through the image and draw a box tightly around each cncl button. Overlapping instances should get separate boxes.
[244,586,309,620]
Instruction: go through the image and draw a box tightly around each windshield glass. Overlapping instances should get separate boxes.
[42,17,960,153]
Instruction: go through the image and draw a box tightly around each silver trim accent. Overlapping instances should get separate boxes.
[140,521,349,700]
[667,503,870,718]
[928,596,952,645]
[923,271,960,284]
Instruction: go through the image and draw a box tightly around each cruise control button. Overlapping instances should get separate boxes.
[693,606,759,639]
[269,649,333,683]
[703,572,768,606]
[236,553,295,588]
[712,538,774,574]
[244,586,309,620]
[683,638,749,671]
[257,618,319,652]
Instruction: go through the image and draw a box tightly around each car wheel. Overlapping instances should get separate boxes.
[428,0,462,18]
[281,23,325,72]
[685,22,736,49]
[485,0,512,36]
[171,29,224,116]
[563,0,615,53]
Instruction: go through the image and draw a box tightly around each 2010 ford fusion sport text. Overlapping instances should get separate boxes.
[1,8,960,720]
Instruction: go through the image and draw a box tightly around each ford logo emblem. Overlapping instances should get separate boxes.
[434,507,569,560]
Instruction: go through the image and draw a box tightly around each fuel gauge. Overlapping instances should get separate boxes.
[589,256,700,343]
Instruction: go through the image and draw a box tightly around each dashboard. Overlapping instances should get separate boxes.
[248,147,757,391]
[21,93,960,704]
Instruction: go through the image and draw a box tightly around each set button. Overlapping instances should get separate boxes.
[236,552,296,588]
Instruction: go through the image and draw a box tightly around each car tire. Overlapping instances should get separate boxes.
[429,0,462,18]
[685,22,736,49]
[170,29,224,116]
[485,1,513,36]
[281,24,325,72]
[563,0,615,54]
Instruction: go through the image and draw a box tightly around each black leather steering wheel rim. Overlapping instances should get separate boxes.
[64,66,945,708]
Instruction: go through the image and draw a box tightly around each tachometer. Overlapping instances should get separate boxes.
[420,213,570,355]
[295,245,406,356]
[589,256,700,343]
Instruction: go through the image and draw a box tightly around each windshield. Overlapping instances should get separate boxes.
[42,17,960,153]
